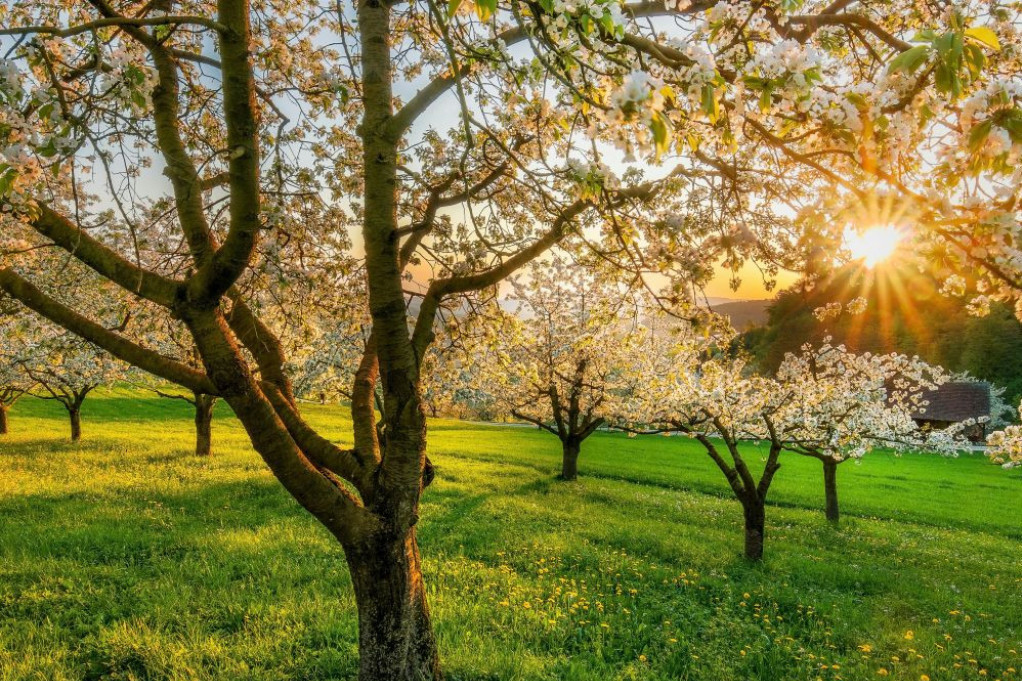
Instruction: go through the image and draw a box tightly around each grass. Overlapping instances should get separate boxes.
[1,389,1021,681]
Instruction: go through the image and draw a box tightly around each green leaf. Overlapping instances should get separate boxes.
[888,45,930,74]
[965,26,1000,51]
[1000,110,1022,141]
[447,0,464,17]
[650,112,671,160]
[475,0,497,21]
[0,166,15,197]
[701,84,719,123]
[964,43,985,80]
[967,118,993,151]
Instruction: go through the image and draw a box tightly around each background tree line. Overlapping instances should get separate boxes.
[742,264,1022,405]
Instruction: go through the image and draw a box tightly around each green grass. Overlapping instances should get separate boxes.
[1,390,1021,681]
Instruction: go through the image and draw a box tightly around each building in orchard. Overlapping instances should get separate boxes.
[912,382,992,443]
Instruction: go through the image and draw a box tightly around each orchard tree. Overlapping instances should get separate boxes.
[474,260,647,480]
[770,342,967,523]
[17,331,123,441]
[0,2,715,677]
[0,307,33,435]
[620,343,786,560]
[1,0,1017,677]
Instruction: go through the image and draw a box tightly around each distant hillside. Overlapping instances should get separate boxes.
[712,300,770,331]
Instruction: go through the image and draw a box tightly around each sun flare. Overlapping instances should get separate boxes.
[844,225,904,268]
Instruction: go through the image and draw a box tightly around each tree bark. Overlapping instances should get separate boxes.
[347,528,442,681]
[194,394,216,457]
[823,458,840,523]
[0,405,8,435]
[560,439,581,481]
[743,499,766,560]
[69,407,82,442]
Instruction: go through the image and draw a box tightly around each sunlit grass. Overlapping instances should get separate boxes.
[1,391,1020,680]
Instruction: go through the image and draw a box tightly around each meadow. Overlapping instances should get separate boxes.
[1,390,1020,681]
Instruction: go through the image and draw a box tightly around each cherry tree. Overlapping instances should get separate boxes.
[473,260,647,480]
[770,342,966,523]
[0,304,33,435]
[16,330,123,441]
[0,4,690,677]
[1,0,1017,676]
[618,340,783,559]
[619,331,969,557]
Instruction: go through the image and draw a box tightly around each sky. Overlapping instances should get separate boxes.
[702,261,799,301]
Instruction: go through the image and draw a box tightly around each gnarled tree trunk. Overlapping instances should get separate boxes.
[194,393,216,457]
[823,458,839,523]
[0,405,8,435]
[347,527,441,681]
[560,439,581,481]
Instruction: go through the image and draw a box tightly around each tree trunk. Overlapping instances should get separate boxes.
[560,440,580,481]
[743,499,766,560]
[823,458,840,523]
[0,405,8,435]
[194,394,216,457]
[69,407,82,442]
[347,528,442,681]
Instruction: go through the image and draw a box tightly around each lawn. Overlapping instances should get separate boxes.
[1,390,1020,681]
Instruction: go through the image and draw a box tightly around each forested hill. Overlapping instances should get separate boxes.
[741,266,1022,404]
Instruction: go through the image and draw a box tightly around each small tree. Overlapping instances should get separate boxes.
[136,382,220,457]
[770,343,963,523]
[477,262,644,480]
[0,367,31,436]
[632,350,785,560]
[0,312,32,436]
[18,333,122,441]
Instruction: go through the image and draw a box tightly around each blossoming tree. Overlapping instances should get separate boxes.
[0,305,33,435]
[16,330,124,441]
[618,341,786,560]
[473,260,647,480]
[769,342,966,523]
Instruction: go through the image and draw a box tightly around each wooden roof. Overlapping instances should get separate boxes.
[912,381,991,423]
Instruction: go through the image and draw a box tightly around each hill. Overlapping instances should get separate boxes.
[711,299,770,331]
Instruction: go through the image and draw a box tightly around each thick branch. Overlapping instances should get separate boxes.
[0,268,216,394]
[29,204,179,307]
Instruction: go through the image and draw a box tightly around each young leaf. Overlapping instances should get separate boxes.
[964,26,1001,51]
[888,45,930,74]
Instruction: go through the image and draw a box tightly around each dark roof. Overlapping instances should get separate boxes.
[912,381,991,423]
